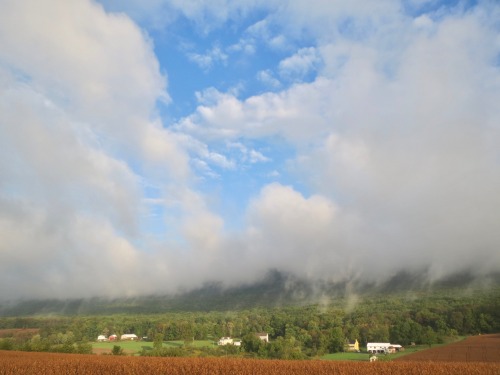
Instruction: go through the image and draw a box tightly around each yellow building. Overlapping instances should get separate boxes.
[347,339,360,352]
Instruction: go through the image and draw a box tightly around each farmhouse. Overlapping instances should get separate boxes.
[367,342,403,353]
[120,334,138,341]
[346,339,360,352]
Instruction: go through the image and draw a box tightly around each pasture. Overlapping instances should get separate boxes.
[92,339,217,354]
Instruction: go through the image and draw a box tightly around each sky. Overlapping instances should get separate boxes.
[0,0,499,300]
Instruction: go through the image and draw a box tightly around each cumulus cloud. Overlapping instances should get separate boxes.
[0,0,193,299]
[227,142,271,164]
[256,69,282,89]
[187,45,228,71]
[1,0,499,300]
[278,47,322,80]
[244,184,341,278]
[174,3,500,285]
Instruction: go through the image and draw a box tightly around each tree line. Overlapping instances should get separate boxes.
[0,287,498,358]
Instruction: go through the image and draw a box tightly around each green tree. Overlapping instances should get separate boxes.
[328,327,345,353]
[242,333,263,354]
[111,345,124,355]
[75,341,93,354]
[153,331,164,350]
[422,327,437,347]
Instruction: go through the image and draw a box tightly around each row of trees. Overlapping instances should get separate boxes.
[0,287,498,358]
[0,332,92,354]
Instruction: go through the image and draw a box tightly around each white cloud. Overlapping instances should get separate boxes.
[257,69,282,89]
[0,0,167,127]
[1,0,500,300]
[188,45,228,71]
[229,142,271,164]
[248,149,270,163]
[175,3,500,283]
[413,14,434,30]
[227,38,257,55]
[179,133,236,172]
[245,18,291,51]
[0,0,199,298]
[243,184,342,278]
[176,78,336,143]
[278,47,322,81]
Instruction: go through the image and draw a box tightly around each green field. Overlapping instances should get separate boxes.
[92,340,218,354]
[321,352,370,361]
[321,341,463,362]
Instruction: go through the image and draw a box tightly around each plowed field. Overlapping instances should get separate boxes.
[396,334,500,362]
[1,350,499,375]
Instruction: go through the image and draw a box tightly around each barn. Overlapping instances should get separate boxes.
[367,342,403,353]
[120,334,138,341]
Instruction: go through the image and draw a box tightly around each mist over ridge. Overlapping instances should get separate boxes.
[1,268,498,316]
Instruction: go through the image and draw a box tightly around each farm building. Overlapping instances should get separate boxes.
[218,337,233,345]
[120,334,138,341]
[367,342,403,353]
[97,335,107,342]
[256,332,269,343]
[217,337,241,346]
[346,339,360,352]
[109,334,117,341]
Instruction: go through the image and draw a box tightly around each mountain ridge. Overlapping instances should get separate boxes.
[1,269,498,316]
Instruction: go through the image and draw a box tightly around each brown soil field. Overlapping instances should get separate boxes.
[1,351,499,375]
[396,334,500,362]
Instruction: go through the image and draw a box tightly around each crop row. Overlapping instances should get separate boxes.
[1,351,500,375]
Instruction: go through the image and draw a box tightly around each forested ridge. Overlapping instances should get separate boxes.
[2,269,498,315]
[0,284,498,358]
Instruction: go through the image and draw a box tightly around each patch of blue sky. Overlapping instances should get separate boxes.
[402,0,479,18]
[153,12,316,123]
[196,136,308,231]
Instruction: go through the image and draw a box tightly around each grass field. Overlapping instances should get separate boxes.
[92,340,218,354]
[320,342,461,361]
[321,352,369,361]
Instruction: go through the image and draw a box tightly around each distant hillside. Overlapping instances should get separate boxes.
[1,269,498,316]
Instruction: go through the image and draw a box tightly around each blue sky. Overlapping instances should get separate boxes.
[0,0,499,299]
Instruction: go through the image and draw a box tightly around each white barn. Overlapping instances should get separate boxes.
[218,337,234,345]
[121,334,138,341]
[367,342,403,353]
